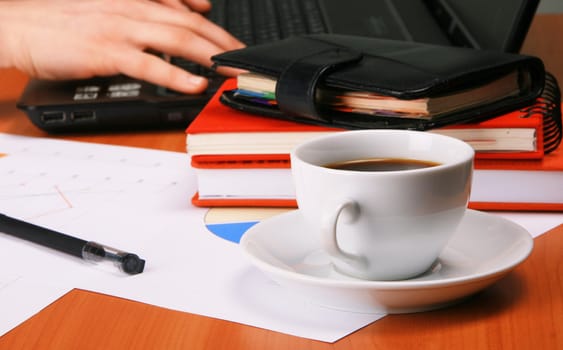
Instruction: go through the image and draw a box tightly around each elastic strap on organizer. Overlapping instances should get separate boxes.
[275,48,363,122]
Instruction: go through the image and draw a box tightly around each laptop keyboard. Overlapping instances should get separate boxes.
[169,0,328,82]
[208,0,328,45]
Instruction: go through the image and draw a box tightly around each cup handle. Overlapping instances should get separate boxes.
[320,200,368,270]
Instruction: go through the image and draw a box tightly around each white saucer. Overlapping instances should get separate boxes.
[240,209,533,314]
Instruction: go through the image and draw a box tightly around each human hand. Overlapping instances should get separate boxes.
[156,0,212,12]
[0,0,244,94]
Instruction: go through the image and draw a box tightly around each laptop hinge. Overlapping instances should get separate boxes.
[423,0,481,49]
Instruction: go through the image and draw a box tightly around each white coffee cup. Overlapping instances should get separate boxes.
[290,130,474,281]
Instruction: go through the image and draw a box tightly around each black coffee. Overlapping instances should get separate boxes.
[323,158,441,172]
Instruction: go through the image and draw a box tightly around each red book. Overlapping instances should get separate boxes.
[187,79,545,164]
[191,146,563,211]
[470,146,563,211]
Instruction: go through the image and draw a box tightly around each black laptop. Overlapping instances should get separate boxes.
[17,0,539,133]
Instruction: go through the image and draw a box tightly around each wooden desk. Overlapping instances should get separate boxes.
[0,14,562,350]
[521,14,563,88]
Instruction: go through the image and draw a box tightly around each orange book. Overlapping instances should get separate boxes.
[191,146,563,211]
[469,146,563,211]
[187,79,550,163]
[434,109,544,159]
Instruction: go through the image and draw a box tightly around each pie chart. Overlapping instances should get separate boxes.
[204,207,292,243]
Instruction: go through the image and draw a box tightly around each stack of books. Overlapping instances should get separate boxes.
[186,78,563,211]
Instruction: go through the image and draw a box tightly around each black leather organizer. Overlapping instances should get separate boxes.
[212,34,546,130]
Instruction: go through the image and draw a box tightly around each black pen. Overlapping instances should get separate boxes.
[0,213,145,275]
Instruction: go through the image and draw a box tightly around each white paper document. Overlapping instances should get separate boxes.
[0,134,381,343]
[0,272,69,335]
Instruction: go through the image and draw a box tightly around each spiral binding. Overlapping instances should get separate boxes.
[520,72,562,154]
